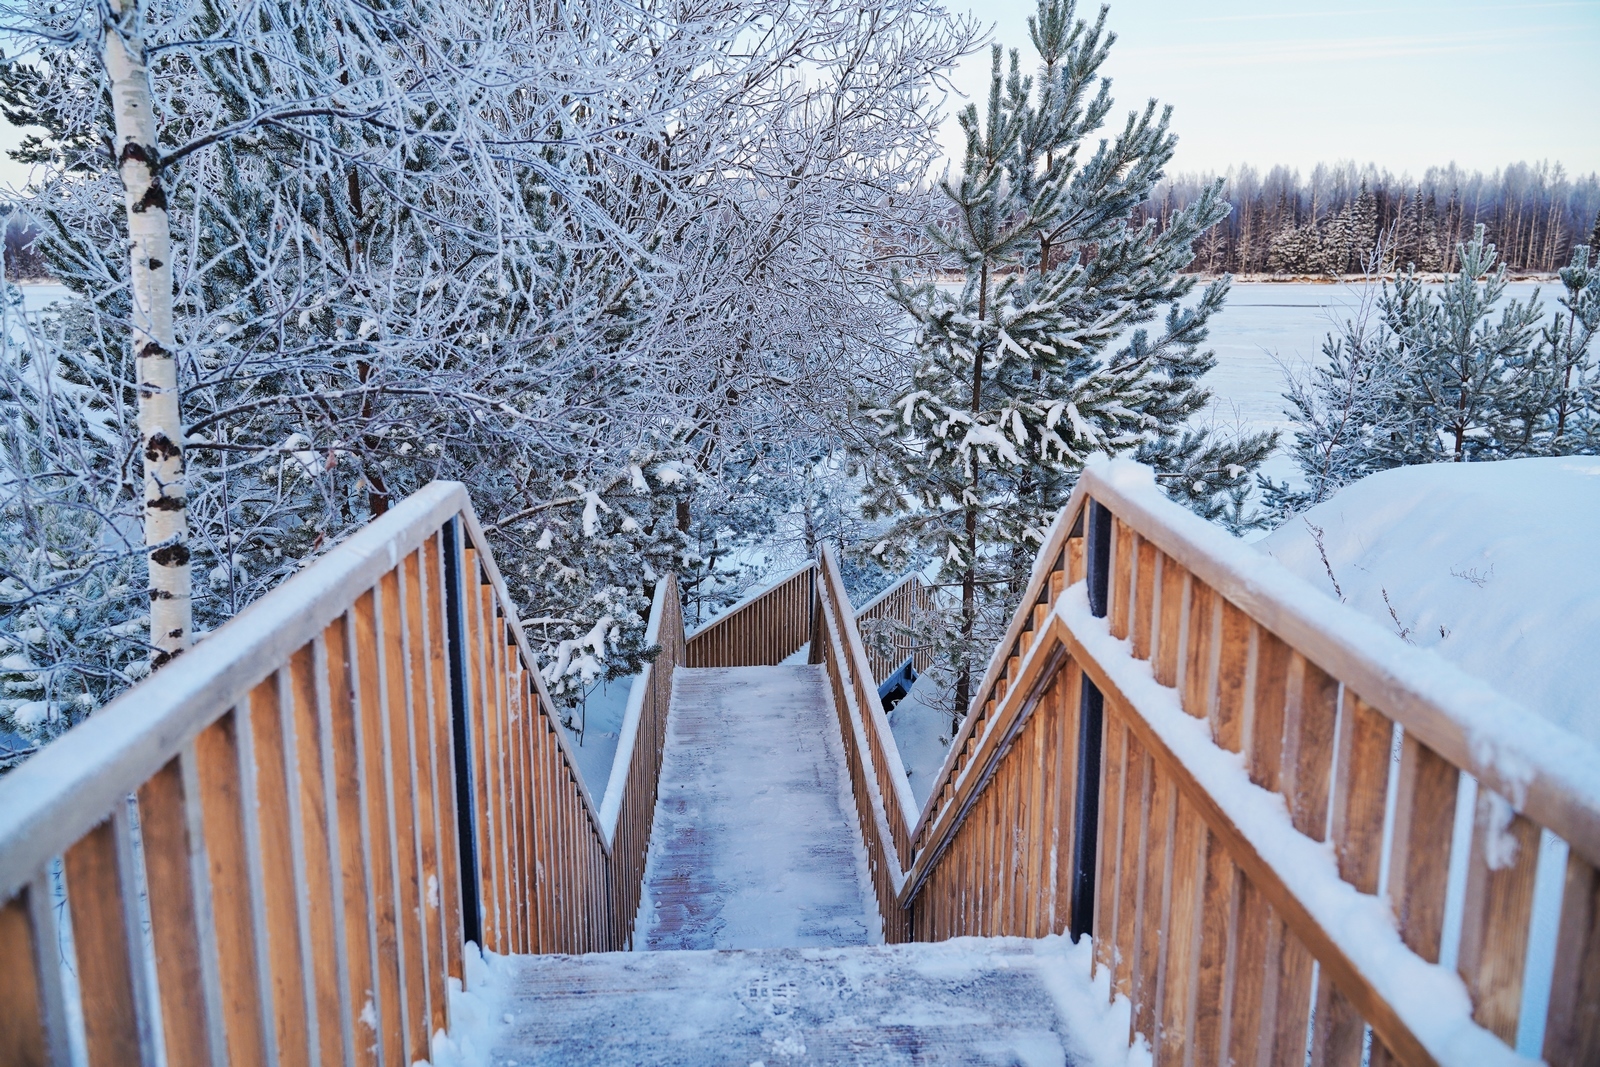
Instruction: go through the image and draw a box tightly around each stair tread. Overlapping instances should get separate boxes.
[476,937,1106,1066]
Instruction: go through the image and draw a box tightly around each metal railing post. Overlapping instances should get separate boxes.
[441,516,483,948]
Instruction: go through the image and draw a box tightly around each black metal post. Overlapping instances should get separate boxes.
[1069,675,1104,941]
[1086,498,1112,619]
[441,517,483,947]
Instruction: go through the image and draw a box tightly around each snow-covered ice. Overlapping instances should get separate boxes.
[1259,455,1600,745]
[636,665,882,950]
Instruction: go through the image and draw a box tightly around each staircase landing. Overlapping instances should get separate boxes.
[477,938,1102,1066]
[636,665,880,949]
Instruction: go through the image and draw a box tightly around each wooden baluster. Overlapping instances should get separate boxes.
[137,757,217,1067]
[325,616,379,1067]
[1114,737,1149,999]
[423,533,465,997]
[403,547,449,1036]
[246,672,312,1066]
[1545,852,1600,1065]
[63,815,152,1067]
[287,642,345,1067]
[0,885,62,1067]
[354,588,405,1065]
[1133,764,1174,1042]
[1313,692,1393,1066]
[459,553,497,951]
[1152,554,1186,688]
[1212,600,1252,754]
[1132,537,1157,661]
[1109,518,1134,640]
[1281,655,1340,841]
[1181,581,1218,719]
[1191,833,1236,1065]
[1268,924,1316,1066]
[1457,788,1542,1044]
[1227,873,1272,1067]
[1247,628,1293,792]
[387,565,432,1052]
[195,712,272,1067]
[1093,714,1125,972]
[1157,797,1207,1065]
[1067,529,1087,585]
[1387,735,1459,964]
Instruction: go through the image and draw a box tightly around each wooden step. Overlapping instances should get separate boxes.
[474,937,1110,1066]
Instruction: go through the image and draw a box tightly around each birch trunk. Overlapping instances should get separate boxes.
[102,0,190,666]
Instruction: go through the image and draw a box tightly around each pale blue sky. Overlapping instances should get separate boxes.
[937,0,1600,177]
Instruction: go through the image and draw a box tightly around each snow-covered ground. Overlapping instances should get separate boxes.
[556,674,634,802]
[1258,456,1600,745]
[888,668,956,810]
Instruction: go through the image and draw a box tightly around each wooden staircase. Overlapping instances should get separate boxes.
[3,461,1597,1067]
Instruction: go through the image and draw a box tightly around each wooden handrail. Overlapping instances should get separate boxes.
[813,547,914,942]
[0,481,675,1065]
[894,459,1600,1066]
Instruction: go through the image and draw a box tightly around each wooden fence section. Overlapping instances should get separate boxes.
[812,549,920,942]
[896,459,1600,1067]
[684,562,815,668]
[852,571,937,685]
[0,482,673,1067]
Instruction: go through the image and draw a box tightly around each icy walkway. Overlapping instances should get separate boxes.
[635,665,881,949]
[451,937,1137,1067]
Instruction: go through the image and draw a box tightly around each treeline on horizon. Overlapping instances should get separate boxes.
[1139,160,1600,277]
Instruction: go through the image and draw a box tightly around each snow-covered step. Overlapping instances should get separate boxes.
[454,937,1132,1067]
[636,665,882,949]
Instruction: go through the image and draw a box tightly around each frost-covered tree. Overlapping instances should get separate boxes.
[1266,228,1598,518]
[857,0,1274,722]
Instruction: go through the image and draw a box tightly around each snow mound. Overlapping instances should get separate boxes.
[1259,457,1600,745]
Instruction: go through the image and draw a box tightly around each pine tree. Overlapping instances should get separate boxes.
[858,0,1273,725]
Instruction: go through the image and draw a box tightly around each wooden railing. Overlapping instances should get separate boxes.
[684,562,814,668]
[884,459,1600,1066]
[0,482,675,1066]
[812,548,920,942]
[852,571,937,684]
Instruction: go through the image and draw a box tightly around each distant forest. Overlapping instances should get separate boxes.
[1138,161,1600,276]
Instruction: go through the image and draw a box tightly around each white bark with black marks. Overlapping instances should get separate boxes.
[102,0,189,666]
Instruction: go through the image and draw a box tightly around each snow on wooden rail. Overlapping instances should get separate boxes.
[0,481,676,1067]
[889,459,1600,1067]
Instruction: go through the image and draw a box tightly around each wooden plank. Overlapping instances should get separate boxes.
[1213,599,1251,754]
[381,567,430,1058]
[1132,536,1157,661]
[1545,852,1600,1065]
[460,553,498,950]
[137,759,214,1067]
[1227,873,1271,1067]
[1282,654,1339,842]
[0,889,51,1067]
[1387,734,1460,963]
[290,641,345,1067]
[1152,553,1185,687]
[1092,712,1123,962]
[1110,517,1134,640]
[403,546,448,1036]
[422,533,464,999]
[1310,978,1366,1067]
[1247,628,1292,792]
[1156,796,1206,1065]
[1330,693,1392,893]
[1114,735,1148,998]
[1181,581,1218,720]
[1267,924,1315,1066]
[1192,832,1236,1066]
[247,673,311,1066]
[355,587,405,1065]
[1133,762,1173,1042]
[195,714,271,1067]
[1456,792,1541,1044]
[325,617,379,1067]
